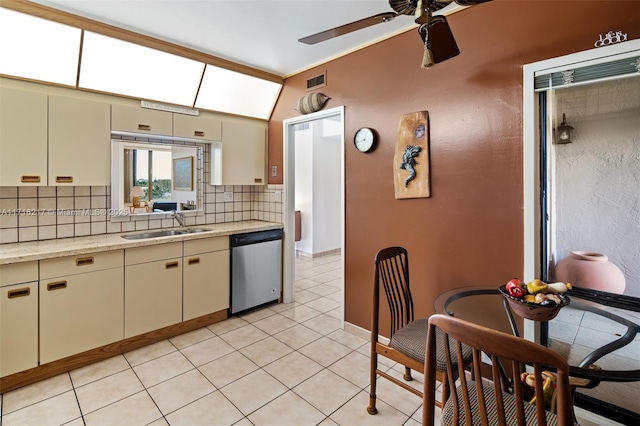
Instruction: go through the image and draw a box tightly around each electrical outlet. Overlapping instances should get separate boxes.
[275,191,282,202]
[271,166,277,177]
[223,192,234,202]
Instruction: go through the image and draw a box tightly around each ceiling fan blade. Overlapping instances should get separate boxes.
[298,12,398,45]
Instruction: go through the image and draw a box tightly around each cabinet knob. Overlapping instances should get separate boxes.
[194,130,205,137]
[7,287,31,299]
[55,176,74,183]
[138,124,151,131]
[21,175,41,183]
[165,261,179,269]
[188,257,200,265]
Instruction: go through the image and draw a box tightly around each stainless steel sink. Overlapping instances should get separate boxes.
[121,228,211,240]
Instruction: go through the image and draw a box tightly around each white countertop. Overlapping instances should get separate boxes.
[0,220,283,265]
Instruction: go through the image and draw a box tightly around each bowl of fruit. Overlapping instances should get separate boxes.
[499,279,571,321]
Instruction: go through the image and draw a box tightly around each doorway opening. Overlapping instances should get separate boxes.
[282,106,345,325]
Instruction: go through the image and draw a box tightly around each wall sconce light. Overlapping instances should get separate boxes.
[130,186,144,207]
[556,113,574,144]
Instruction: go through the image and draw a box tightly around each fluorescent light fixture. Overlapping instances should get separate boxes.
[80,32,204,106]
[0,8,81,86]
[195,65,282,119]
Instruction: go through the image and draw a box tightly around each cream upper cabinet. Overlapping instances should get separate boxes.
[48,95,111,186]
[39,251,124,364]
[0,87,48,186]
[112,104,173,136]
[217,121,266,185]
[173,113,222,141]
[0,262,39,377]
[183,237,230,320]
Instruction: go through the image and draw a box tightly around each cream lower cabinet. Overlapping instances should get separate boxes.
[183,237,230,320]
[39,251,124,364]
[0,262,39,376]
[125,242,183,338]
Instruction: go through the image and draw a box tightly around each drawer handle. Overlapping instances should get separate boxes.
[188,257,200,265]
[21,175,41,183]
[138,124,151,131]
[8,287,30,299]
[254,178,263,183]
[56,176,74,183]
[166,261,179,269]
[76,256,94,266]
[47,281,67,291]
[194,130,205,137]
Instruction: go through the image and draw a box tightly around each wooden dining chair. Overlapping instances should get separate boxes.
[367,247,471,415]
[423,313,575,426]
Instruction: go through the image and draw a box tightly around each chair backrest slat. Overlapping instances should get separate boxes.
[423,314,574,426]
[374,247,412,337]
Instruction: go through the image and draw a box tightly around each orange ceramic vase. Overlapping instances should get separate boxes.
[554,251,626,294]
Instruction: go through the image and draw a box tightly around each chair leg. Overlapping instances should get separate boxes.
[403,366,413,381]
[367,352,378,415]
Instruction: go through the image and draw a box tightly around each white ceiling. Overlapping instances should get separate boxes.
[29,0,466,77]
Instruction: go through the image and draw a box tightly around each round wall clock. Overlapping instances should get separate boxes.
[354,127,377,153]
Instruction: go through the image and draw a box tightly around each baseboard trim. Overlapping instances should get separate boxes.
[0,309,227,394]
[343,321,389,345]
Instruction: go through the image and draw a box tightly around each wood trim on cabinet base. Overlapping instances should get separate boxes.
[0,309,228,394]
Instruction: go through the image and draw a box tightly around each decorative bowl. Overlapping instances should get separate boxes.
[499,285,570,321]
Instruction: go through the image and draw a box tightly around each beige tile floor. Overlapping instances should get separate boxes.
[1,253,440,426]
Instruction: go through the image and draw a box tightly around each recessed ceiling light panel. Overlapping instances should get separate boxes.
[79,31,204,106]
[195,65,282,120]
[0,8,81,86]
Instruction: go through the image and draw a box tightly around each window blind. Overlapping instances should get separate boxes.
[534,55,640,91]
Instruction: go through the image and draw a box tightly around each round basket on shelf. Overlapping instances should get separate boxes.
[499,285,570,321]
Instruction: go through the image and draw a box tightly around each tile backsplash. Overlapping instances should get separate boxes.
[0,184,283,244]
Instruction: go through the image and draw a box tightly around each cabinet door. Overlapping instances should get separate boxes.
[0,87,47,186]
[173,113,221,141]
[125,258,182,338]
[0,281,38,376]
[40,268,124,363]
[183,250,229,320]
[221,121,266,185]
[49,95,111,186]
[112,104,172,136]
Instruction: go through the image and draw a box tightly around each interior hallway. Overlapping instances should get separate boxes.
[0,253,440,425]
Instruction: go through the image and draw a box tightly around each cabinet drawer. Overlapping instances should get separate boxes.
[40,250,124,279]
[40,268,124,363]
[1,281,38,376]
[125,242,183,265]
[112,104,172,136]
[184,236,228,256]
[0,261,38,286]
[173,114,221,141]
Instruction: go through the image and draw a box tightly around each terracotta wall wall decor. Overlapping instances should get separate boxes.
[268,0,640,333]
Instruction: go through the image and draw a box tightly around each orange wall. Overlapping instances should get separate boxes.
[269,0,640,333]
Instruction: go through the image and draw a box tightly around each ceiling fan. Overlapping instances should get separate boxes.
[298,0,492,68]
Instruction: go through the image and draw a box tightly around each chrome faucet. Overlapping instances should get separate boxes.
[171,210,186,227]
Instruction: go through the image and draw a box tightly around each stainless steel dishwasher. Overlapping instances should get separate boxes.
[230,229,283,314]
